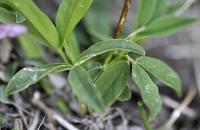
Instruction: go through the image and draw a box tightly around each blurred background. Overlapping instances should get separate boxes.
[0,0,200,130]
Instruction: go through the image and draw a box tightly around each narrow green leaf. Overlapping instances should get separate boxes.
[6,63,72,95]
[135,0,157,29]
[0,85,7,102]
[0,6,47,47]
[0,7,15,23]
[0,6,49,46]
[3,0,60,49]
[24,21,49,46]
[141,15,196,36]
[68,66,104,112]
[166,2,184,14]
[56,0,93,42]
[137,56,181,95]
[18,35,44,59]
[118,86,132,101]
[151,0,167,20]
[76,39,145,65]
[85,0,112,40]
[95,61,129,107]
[132,63,162,121]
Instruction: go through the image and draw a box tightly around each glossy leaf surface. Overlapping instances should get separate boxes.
[132,63,162,120]
[6,64,72,95]
[76,39,145,65]
[68,66,104,112]
[95,61,129,106]
[137,56,181,95]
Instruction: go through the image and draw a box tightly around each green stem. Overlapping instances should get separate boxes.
[138,102,152,130]
[58,50,70,63]
[126,26,146,40]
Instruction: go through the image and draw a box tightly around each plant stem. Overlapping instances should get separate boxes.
[138,102,152,130]
[105,0,132,65]
[58,50,70,63]
[175,0,197,16]
[114,0,132,39]
[126,26,146,40]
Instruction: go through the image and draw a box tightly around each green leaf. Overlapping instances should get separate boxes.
[118,86,132,101]
[68,66,104,112]
[95,61,129,107]
[76,39,145,65]
[0,6,47,47]
[166,2,184,14]
[18,35,44,59]
[6,63,72,95]
[64,33,80,63]
[0,7,15,23]
[135,0,157,29]
[132,63,162,121]
[24,21,49,46]
[84,61,103,81]
[141,15,196,36]
[0,85,7,102]
[85,0,112,40]
[0,6,49,46]
[3,0,60,50]
[151,0,167,20]
[137,56,181,95]
[56,0,93,43]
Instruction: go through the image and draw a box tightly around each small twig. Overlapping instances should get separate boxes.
[114,0,132,38]
[31,92,79,130]
[37,115,46,130]
[115,108,128,130]
[175,0,197,16]
[1,100,31,129]
[29,111,40,130]
[1,101,33,116]
[162,96,196,118]
[14,118,23,130]
[158,86,197,130]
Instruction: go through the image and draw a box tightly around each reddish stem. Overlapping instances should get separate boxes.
[114,0,132,39]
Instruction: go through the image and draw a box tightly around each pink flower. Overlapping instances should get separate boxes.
[0,24,27,39]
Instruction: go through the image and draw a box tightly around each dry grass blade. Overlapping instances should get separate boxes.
[14,118,23,130]
[31,92,79,130]
[159,86,197,130]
